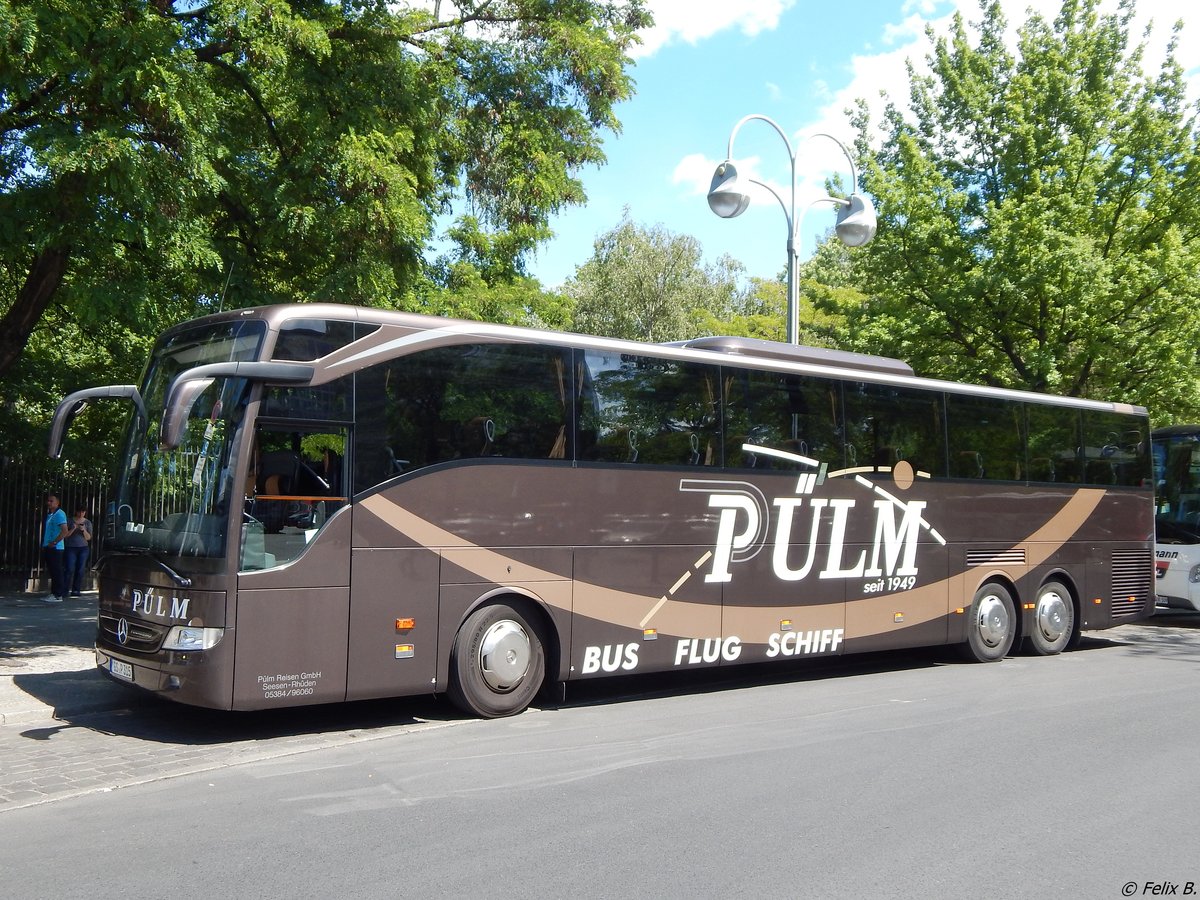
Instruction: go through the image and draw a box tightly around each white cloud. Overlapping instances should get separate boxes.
[900,0,942,15]
[672,144,852,216]
[633,0,799,58]
[807,0,1199,150]
[881,13,931,46]
[669,0,1199,217]
[672,153,719,197]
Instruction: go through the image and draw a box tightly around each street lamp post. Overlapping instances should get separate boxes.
[707,114,877,345]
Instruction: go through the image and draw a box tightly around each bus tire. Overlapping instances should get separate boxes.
[1025,580,1074,656]
[960,582,1016,662]
[447,602,545,718]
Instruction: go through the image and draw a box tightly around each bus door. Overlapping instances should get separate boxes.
[232,424,352,708]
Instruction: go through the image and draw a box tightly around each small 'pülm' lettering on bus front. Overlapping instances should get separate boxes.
[130,588,191,621]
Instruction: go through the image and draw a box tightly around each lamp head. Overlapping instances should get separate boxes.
[835,193,877,247]
[707,161,751,219]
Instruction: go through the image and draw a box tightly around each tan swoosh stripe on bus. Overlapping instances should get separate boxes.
[843,488,1109,640]
[359,493,662,624]
[360,488,1108,640]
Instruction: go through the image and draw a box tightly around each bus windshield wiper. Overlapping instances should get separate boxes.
[129,548,193,588]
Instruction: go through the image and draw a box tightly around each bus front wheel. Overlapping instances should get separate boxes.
[447,603,545,718]
[1025,580,1074,656]
[961,583,1016,662]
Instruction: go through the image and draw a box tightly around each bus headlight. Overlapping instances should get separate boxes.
[162,626,223,651]
[1190,564,1200,584]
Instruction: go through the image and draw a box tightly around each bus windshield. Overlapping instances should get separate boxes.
[110,319,266,558]
[1153,428,1200,542]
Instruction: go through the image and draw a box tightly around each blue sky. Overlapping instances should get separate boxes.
[521,0,1200,289]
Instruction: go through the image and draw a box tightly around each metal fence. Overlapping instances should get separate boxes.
[0,460,112,591]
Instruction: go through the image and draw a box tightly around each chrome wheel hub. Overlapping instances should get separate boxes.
[1036,590,1068,642]
[977,594,1010,648]
[478,620,530,693]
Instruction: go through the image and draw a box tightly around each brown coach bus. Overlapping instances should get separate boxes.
[49,304,1154,717]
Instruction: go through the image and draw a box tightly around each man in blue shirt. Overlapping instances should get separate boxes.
[42,493,68,603]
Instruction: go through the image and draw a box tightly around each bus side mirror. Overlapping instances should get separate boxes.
[48,385,147,459]
[160,361,315,450]
[161,377,216,450]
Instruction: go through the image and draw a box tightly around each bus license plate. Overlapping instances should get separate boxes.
[109,659,133,681]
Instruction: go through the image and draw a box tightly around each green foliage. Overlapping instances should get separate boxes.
[1,300,163,467]
[793,236,860,347]
[697,276,787,342]
[420,260,575,330]
[567,212,752,342]
[300,432,344,459]
[0,0,649,459]
[696,238,854,347]
[849,0,1200,421]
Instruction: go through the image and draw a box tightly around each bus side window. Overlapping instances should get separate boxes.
[722,370,841,471]
[352,343,574,494]
[1029,457,1055,482]
[242,427,347,571]
[1027,406,1081,485]
[577,351,719,467]
[1082,410,1151,487]
[845,382,945,479]
[946,394,1024,482]
[956,451,984,479]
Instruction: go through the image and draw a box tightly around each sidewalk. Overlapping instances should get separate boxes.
[0,588,133,725]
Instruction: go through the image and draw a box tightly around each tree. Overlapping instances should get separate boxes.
[696,275,787,342]
[792,235,860,348]
[848,0,1200,419]
[695,232,856,346]
[0,0,650,388]
[567,213,751,342]
[421,259,575,330]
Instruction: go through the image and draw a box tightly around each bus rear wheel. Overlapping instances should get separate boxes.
[447,603,545,718]
[1025,580,1074,656]
[961,583,1016,662]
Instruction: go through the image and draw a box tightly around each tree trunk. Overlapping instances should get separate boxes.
[0,246,71,380]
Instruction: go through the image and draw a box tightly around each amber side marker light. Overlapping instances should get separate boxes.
[395,618,416,631]
[1023,603,1035,610]
[1093,598,1103,605]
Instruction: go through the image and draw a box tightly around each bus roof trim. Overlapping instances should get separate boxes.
[665,335,914,378]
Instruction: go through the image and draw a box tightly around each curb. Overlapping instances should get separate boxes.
[0,697,135,728]
[0,675,138,727]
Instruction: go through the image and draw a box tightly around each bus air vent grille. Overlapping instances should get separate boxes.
[966,549,1026,567]
[98,613,167,655]
[1111,549,1152,619]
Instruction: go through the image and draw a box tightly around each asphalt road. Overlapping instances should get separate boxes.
[1,612,1198,899]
